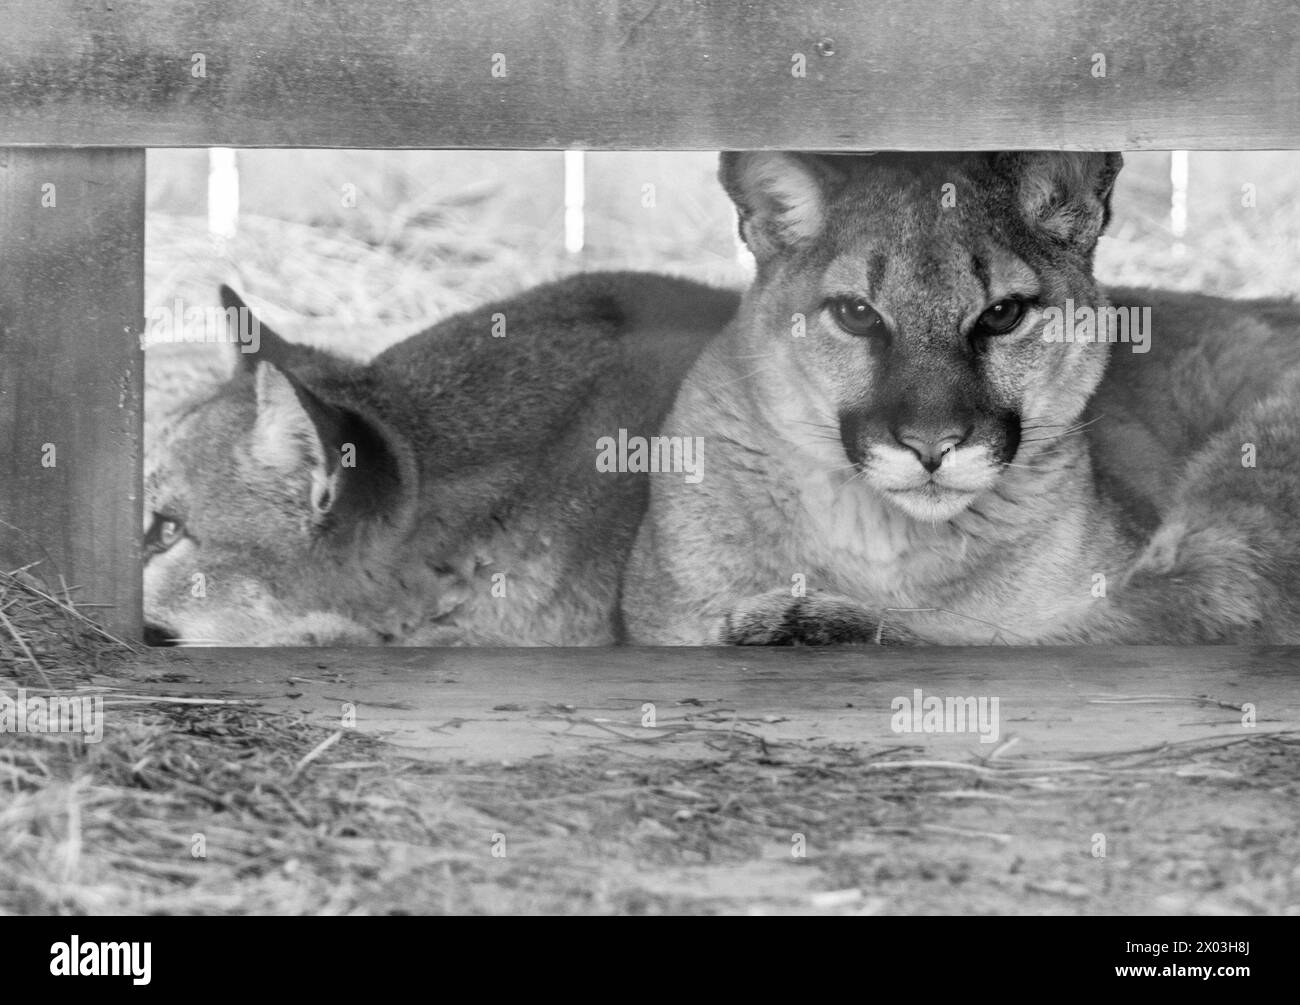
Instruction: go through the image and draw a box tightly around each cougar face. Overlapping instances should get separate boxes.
[723,151,1121,523]
[144,336,413,646]
[143,381,402,645]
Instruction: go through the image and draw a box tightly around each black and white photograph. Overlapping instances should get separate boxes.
[0,0,1294,959]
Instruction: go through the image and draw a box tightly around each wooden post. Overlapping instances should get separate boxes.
[0,149,144,639]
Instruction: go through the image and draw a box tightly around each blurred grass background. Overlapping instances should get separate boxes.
[145,150,1300,415]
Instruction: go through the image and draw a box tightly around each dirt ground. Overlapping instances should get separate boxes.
[5,643,1295,915]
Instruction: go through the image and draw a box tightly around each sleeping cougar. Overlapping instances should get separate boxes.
[144,273,736,645]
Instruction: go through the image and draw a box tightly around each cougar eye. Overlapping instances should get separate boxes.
[146,514,186,552]
[829,297,887,338]
[974,298,1026,336]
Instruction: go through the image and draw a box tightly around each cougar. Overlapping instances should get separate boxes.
[622,151,1300,645]
[144,273,737,645]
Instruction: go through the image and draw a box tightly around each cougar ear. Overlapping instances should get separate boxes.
[250,362,340,518]
[719,152,843,259]
[249,362,405,524]
[995,152,1123,251]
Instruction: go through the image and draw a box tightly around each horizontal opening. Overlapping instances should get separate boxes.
[143,149,1300,647]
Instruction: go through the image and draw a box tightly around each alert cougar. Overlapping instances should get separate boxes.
[622,151,1300,645]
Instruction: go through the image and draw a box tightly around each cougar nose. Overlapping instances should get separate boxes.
[894,427,970,473]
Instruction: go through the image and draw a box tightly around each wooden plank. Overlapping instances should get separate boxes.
[0,1,1296,150]
[0,149,144,639]
[153,645,1300,762]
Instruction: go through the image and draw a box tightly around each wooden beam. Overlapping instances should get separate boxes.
[159,645,1300,763]
[0,149,144,640]
[0,1,1296,150]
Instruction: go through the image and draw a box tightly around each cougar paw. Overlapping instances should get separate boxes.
[718,591,908,646]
